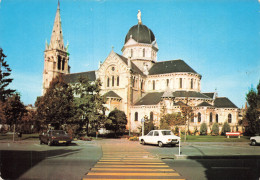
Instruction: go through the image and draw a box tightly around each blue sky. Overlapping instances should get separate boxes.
[0,0,259,108]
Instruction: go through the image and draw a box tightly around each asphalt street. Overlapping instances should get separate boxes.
[0,139,260,180]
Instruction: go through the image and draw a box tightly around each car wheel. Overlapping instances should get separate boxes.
[141,140,146,145]
[66,142,70,146]
[47,140,52,146]
[158,141,163,148]
[251,140,256,146]
[171,144,176,147]
[40,140,43,145]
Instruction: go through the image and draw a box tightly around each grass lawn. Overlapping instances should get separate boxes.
[182,135,250,142]
[0,133,39,141]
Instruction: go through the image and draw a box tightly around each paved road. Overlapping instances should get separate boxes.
[0,140,101,180]
[1,139,260,180]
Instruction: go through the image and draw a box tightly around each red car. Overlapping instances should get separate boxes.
[39,130,72,146]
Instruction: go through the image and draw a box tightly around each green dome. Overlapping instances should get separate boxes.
[125,24,155,44]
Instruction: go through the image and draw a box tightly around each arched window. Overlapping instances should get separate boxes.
[143,48,145,57]
[135,112,138,121]
[150,112,154,121]
[210,112,213,123]
[216,114,218,123]
[179,78,182,89]
[141,80,143,90]
[191,79,193,89]
[153,80,155,90]
[167,79,169,87]
[117,76,119,86]
[228,114,232,123]
[198,112,201,123]
[107,77,110,87]
[133,77,135,87]
[112,76,114,87]
[191,113,194,123]
[58,56,61,70]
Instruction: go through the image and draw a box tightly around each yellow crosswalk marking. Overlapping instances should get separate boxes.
[87,172,180,176]
[91,168,175,172]
[95,165,169,167]
[84,179,185,180]
[97,162,165,164]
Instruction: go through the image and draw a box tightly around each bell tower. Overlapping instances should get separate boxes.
[42,1,69,94]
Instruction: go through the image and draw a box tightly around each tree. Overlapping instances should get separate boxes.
[222,122,231,135]
[35,75,75,130]
[105,109,127,136]
[211,123,219,136]
[1,93,27,141]
[160,113,184,129]
[0,48,15,102]
[200,122,207,135]
[73,77,106,136]
[244,81,260,135]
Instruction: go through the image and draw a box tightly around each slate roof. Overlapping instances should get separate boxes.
[63,71,96,84]
[117,53,143,75]
[197,102,212,107]
[134,92,164,105]
[103,91,122,99]
[214,97,238,108]
[149,60,198,75]
[203,93,215,99]
[172,91,210,99]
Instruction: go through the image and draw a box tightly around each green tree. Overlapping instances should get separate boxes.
[245,81,260,135]
[222,122,231,135]
[35,75,75,130]
[1,93,27,141]
[105,109,127,136]
[200,122,207,135]
[211,122,219,136]
[0,48,15,102]
[73,77,106,136]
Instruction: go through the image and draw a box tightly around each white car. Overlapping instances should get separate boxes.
[139,130,180,147]
[250,136,260,146]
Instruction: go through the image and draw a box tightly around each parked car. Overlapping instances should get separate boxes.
[39,130,72,146]
[250,136,260,146]
[139,130,180,147]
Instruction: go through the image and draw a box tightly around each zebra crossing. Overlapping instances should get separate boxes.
[83,142,185,180]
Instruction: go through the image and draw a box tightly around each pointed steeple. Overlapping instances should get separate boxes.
[49,1,64,50]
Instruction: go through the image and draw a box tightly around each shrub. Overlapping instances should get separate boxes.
[212,123,219,136]
[129,136,139,141]
[222,122,231,135]
[200,122,207,135]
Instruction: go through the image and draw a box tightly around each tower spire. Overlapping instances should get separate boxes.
[49,0,64,50]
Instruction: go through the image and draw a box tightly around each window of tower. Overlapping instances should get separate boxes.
[62,59,65,71]
[167,79,169,87]
[143,48,145,57]
[153,80,155,90]
[112,76,114,87]
[191,79,193,89]
[58,56,61,70]
[133,77,135,87]
[117,76,119,86]
[107,77,110,87]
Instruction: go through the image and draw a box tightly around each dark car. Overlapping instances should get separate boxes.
[39,130,72,146]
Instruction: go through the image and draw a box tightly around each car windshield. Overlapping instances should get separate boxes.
[52,130,66,135]
[161,131,172,136]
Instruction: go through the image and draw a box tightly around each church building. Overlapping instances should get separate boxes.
[43,3,240,133]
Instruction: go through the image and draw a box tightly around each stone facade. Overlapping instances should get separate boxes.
[43,4,241,133]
